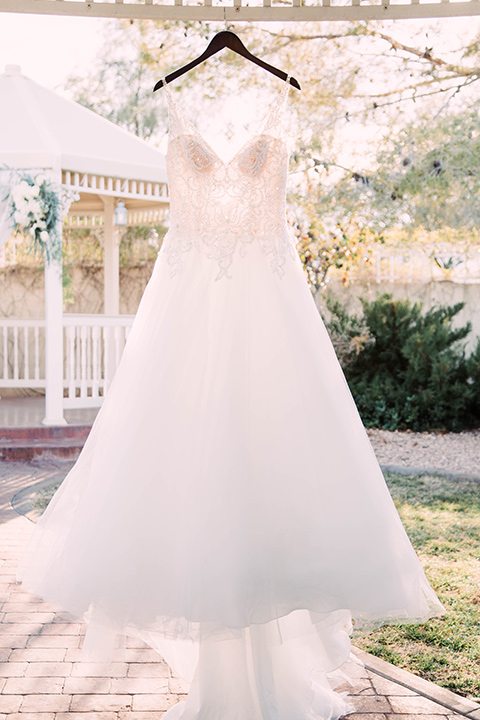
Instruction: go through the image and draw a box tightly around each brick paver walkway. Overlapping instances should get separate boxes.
[0,460,478,719]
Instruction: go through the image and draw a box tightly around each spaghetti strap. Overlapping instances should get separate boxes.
[259,74,292,138]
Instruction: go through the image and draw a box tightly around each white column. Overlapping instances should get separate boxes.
[102,196,119,315]
[43,213,67,426]
[16,67,66,424]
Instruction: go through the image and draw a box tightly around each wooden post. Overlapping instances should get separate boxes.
[102,196,120,316]
[101,195,120,390]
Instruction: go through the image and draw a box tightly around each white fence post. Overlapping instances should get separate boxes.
[62,315,134,407]
[43,249,66,425]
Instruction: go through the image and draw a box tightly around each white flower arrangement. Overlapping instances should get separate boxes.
[6,171,79,263]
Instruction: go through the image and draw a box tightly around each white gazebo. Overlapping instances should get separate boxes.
[0,64,169,425]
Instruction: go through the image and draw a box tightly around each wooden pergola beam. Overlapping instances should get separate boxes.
[1,0,479,21]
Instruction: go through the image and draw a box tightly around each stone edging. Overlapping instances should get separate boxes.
[10,464,72,523]
[15,464,480,526]
[11,476,56,523]
[353,647,480,719]
[380,464,480,483]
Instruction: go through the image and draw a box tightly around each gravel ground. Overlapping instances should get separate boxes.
[367,428,480,475]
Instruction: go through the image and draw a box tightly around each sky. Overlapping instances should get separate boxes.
[0,12,108,91]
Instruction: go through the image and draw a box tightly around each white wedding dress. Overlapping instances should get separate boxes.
[17,77,445,720]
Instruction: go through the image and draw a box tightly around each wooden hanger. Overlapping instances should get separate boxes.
[153,31,301,92]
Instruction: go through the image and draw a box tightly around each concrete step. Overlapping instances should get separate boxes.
[0,439,85,462]
[0,425,91,461]
[0,425,91,442]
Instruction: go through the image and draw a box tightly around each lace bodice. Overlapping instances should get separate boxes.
[159,78,297,280]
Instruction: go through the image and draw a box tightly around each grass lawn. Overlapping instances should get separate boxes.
[354,472,480,699]
[33,471,480,697]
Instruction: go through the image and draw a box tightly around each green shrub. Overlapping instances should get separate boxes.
[324,293,480,431]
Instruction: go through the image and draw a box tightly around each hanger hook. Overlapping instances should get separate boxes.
[223,6,228,30]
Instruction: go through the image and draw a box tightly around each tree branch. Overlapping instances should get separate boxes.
[368,29,479,79]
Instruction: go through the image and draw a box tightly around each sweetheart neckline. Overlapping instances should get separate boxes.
[168,131,286,169]
[163,78,290,168]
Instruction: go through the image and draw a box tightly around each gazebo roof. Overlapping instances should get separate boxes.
[0,64,166,185]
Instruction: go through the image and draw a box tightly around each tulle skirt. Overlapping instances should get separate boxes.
[16,236,445,719]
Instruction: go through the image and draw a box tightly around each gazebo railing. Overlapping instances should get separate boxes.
[0,318,45,389]
[62,170,169,204]
[0,314,134,408]
[0,0,479,21]
[64,209,167,228]
[63,315,134,408]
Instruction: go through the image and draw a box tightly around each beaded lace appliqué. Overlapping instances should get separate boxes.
[159,78,296,281]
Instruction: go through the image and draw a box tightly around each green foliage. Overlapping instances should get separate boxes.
[293,186,380,290]
[64,20,176,142]
[118,225,166,267]
[31,482,61,514]
[309,109,480,235]
[372,111,480,232]
[325,293,480,431]
[323,294,373,367]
